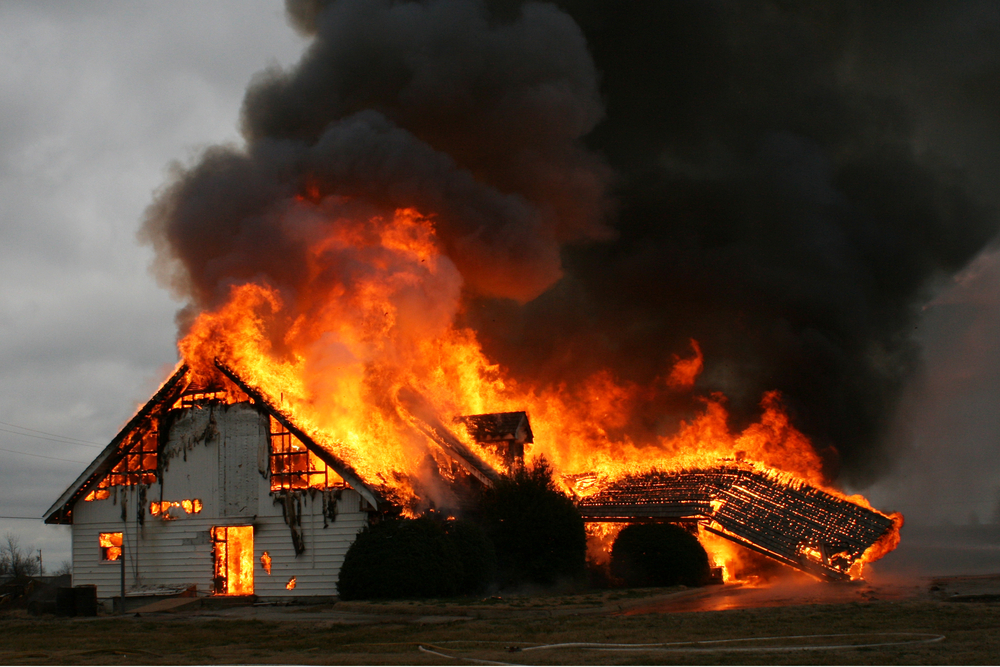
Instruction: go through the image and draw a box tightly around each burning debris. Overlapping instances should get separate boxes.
[578,462,901,581]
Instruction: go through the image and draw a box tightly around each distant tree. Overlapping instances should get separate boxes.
[0,533,39,579]
[53,560,72,577]
[610,523,710,588]
[475,457,586,588]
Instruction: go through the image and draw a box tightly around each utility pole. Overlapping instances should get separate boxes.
[37,549,42,576]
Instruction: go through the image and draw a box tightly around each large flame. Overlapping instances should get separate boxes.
[178,203,900,574]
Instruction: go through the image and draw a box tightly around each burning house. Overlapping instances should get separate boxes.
[46,0,961,603]
[43,361,506,603]
[45,353,901,602]
[44,364,379,601]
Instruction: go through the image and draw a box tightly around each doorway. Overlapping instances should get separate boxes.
[211,525,254,595]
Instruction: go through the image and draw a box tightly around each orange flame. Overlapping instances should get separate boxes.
[667,339,704,389]
[177,203,901,569]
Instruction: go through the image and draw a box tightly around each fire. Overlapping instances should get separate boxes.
[150,499,203,519]
[212,526,254,596]
[99,532,122,562]
[260,551,272,575]
[177,202,901,570]
[286,576,297,590]
[666,339,704,389]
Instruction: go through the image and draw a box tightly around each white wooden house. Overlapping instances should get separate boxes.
[43,364,393,603]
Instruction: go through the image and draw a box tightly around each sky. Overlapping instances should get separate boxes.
[1,0,998,574]
[0,0,306,570]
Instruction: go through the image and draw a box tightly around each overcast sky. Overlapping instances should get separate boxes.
[1,1,998,573]
[0,1,306,569]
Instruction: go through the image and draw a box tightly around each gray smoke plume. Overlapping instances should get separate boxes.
[142,0,1000,487]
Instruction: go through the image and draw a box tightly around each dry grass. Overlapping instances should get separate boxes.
[0,588,997,665]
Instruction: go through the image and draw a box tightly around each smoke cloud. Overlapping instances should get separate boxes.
[142,0,1000,487]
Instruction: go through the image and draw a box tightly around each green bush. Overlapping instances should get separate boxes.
[337,515,495,600]
[476,457,586,588]
[610,523,710,588]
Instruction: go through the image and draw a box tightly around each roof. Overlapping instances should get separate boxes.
[43,361,387,524]
[397,388,500,487]
[43,364,191,525]
[577,462,897,581]
[454,411,533,444]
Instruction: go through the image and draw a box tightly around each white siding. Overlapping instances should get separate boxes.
[71,402,369,600]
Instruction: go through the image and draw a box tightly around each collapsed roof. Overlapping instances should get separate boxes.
[577,462,898,581]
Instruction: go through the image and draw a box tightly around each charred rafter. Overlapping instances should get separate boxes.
[577,463,897,581]
[43,364,191,525]
[214,359,387,511]
[396,387,499,488]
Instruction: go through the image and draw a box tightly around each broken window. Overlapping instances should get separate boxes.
[211,526,254,596]
[269,416,346,491]
[150,499,203,519]
[84,430,158,500]
[99,532,122,561]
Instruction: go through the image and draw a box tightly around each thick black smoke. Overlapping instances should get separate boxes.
[466,0,1000,485]
[143,0,1000,487]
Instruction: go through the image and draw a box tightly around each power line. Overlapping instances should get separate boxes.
[0,516,41,520]
[0,445,89,464]
[0,422,105,448]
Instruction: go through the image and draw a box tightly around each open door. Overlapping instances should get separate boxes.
[212,526,254,595]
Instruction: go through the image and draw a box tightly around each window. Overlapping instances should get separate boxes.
[150,499,203,519]
[99,532,122,561]
[85,430,158,501]
[269,416,345,491]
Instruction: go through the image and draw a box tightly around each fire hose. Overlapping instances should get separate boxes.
[418,632,945,664]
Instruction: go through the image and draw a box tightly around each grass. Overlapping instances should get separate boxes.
[0,591,998,664]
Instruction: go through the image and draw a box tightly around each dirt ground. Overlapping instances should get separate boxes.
[1,574,999,665]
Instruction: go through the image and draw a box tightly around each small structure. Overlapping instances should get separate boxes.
[454,411,533,466]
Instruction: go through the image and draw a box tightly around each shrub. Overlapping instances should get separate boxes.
[476,457,586,588]
[446,519,497,594]
[610,523,710,588]
[337,515,495,600]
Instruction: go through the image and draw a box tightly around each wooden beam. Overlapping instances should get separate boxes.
[214,359,387,512]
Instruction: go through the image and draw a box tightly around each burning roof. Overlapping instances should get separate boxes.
[578,462,901,581]
[43,362,389,524]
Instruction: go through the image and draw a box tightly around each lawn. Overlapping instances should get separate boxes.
[0,588,997,664]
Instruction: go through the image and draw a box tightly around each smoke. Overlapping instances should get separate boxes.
[142,0,1000,487]
[142,0,610,314]
[464,0,1000,486]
